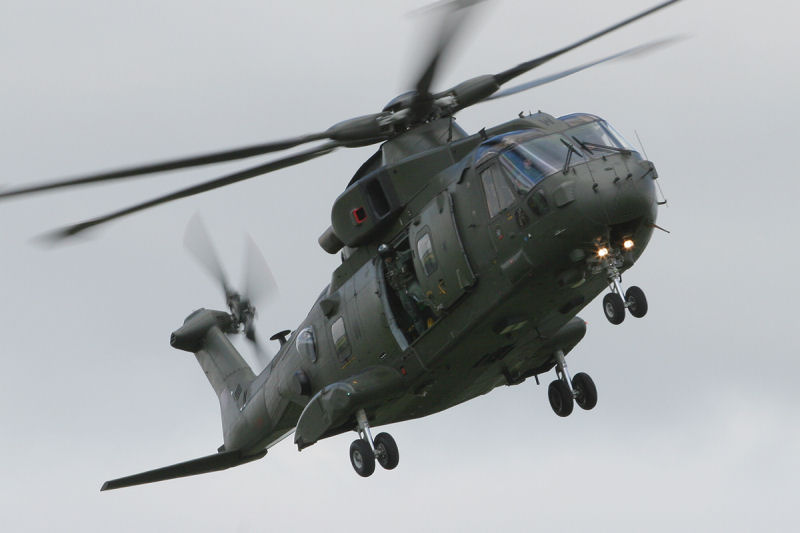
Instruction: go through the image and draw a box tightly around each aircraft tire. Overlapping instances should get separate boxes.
[548,379,574,417]
[625,286,648,318]
[374,432,400,470]
[572,372,597,410]
[603,293,626,324]
[349,439,375,477]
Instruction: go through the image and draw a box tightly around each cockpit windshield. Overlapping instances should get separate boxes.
[567,121,631,153]
[475,114,639,191]
[498,134,582,188]
[559,113,638,155]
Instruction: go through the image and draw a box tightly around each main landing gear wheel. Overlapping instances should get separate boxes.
[572,372,597,410]
[625,286,648,318]
[374,432,400,470]
[548,379,574,417]
[603,292,626,325]
[349,439,375,477]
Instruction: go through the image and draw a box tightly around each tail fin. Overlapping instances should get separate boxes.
[171,309,255,444]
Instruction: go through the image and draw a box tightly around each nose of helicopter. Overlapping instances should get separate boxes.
[575,154,658,230]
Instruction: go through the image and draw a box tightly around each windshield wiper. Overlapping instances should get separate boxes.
[560,139,583,174]
[572,136,631,155]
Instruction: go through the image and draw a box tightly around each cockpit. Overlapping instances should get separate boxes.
[475,114,639,189]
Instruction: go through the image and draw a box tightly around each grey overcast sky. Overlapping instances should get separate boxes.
[1,0,798,531]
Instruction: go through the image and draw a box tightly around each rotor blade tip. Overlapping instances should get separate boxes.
[32,224,95,247]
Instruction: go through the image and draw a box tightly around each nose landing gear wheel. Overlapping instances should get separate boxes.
[548,379,574,417]
[603,292,626,324]
[373,432,400,470]
[349,439,375,477]
[625,286,648,318]
[572,372,597,410]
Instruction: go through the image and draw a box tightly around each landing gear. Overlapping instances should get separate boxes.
[349,439,375,477]
[592,246,649,324]
[374,432,399,470]
[548,379,573,417]
[349,409,400,477]
[572,372,597,410]
[547,350,597,417]
[603,292,626,324]
[625,286,648,318]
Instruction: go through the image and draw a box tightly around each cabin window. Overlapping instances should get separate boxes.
[416,231,438,276]
[480,164,516,218]
[331,317,351,361]
[296,326,317,363]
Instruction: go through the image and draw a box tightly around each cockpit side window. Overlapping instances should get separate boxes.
[480,164,516,218]
[500,150,544,189]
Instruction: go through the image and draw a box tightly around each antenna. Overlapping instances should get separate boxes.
[636,130,668,207]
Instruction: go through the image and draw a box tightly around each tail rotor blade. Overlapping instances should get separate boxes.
[184,214,231,297]
[242,234,279,308]
[250,333,273,370]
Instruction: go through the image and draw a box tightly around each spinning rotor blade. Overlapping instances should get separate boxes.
[184,214,231,296]
[486,36,684,101]
[248,330,273,370]
[409,0,484,118]
[242,235,279,369]
[492,0,683,86]
[240,235,278,369]
[0,134,330,200]
[242,234,279,307]
[183,216,278,370]
[42,142,341,241]
[438,0,683,112]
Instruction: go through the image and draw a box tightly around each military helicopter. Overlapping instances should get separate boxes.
[0,0,683,489]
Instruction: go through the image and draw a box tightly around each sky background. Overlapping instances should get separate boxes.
[1,0,798,531]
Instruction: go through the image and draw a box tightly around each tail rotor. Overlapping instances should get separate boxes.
[184,215,278,369]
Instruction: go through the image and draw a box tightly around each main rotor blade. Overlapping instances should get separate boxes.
[184,214,231,296]
[493,0,683,87]
[409,0,484,118]
[0,133,331,200]
[43,142,340,241]
[487,36,684,101]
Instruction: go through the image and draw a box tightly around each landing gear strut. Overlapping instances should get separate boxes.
[349,409,400,477]
[548,349,597,417]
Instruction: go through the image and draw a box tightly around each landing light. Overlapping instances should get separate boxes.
[623,239,635,250]
[597,247,609,258]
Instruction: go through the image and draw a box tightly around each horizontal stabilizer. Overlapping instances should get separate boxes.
[100,449,267,491]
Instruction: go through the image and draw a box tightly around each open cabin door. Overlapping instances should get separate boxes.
[409,191,476,311]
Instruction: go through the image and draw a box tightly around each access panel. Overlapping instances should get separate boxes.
[409,192,476,311]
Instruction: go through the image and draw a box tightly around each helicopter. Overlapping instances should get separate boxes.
[0,0,683,489]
